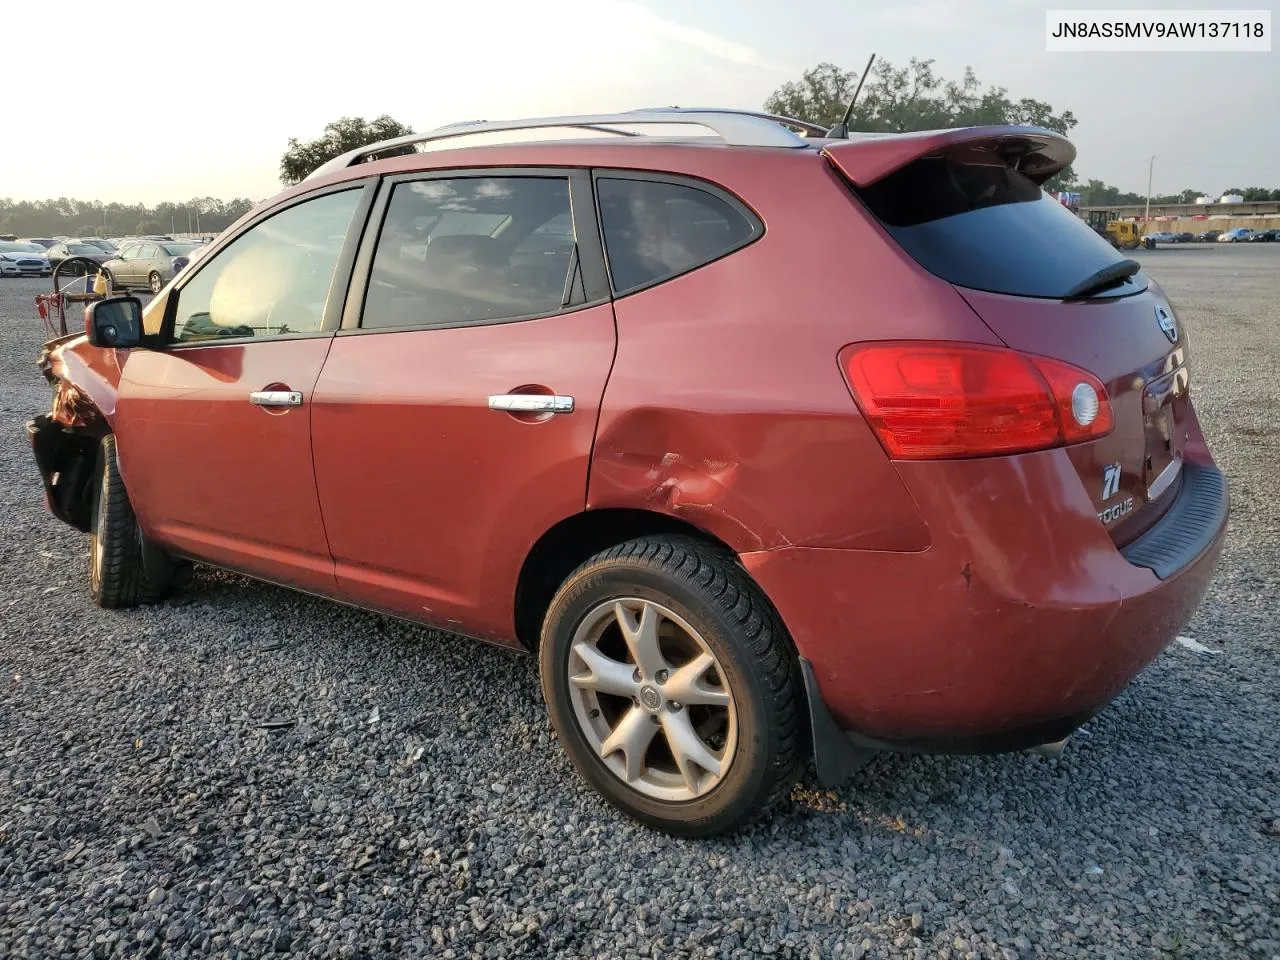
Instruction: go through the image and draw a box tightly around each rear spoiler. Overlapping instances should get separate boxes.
[822,125,1076,187]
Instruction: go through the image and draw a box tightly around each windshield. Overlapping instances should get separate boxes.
[67,244,101,254]
[0,242,42,253]
[857,156,1147,299]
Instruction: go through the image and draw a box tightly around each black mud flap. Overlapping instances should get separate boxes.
[799,658,877,787]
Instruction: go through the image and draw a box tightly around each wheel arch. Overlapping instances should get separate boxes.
[514,507,743,652]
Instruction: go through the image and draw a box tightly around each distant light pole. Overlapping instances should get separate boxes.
[1144,155,1155,225]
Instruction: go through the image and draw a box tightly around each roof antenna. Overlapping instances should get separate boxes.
[826,53,876,139]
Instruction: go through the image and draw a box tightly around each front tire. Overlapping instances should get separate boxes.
[89,434,164,609]
[148,271,163,295]
[539,537,805,837]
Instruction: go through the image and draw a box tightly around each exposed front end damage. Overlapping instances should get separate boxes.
[28,337,113,533]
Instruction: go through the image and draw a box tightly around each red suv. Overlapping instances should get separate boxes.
[28,110,1227,836]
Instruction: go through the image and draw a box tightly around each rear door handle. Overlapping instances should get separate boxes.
[488,394,574,414]
[250,390,303,407]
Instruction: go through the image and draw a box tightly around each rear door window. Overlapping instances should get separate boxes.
[362,176,577,330]
[596,177,759,295]
[856,156,1146,299]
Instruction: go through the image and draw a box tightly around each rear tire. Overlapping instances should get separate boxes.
[539,537,805,837]
[148,272,163,295]
[89,434,164,609]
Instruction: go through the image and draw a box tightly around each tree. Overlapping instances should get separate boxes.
[765,57,1078,186]
[279,115,415,186]
[77,224,100,238]
[136,220,164,235]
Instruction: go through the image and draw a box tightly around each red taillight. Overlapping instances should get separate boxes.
[839,342,1112,460]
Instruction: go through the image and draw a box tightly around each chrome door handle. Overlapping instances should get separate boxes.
[488,394,575,414]
[249,390,303,407]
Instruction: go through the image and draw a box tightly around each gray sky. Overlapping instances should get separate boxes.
[3,0,1276,203]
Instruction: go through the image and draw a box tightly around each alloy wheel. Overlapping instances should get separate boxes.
[567,597,737,802]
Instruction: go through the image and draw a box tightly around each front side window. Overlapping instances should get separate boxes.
[596,177,758,295]
[171,189,361,343]
[362,176,576,330]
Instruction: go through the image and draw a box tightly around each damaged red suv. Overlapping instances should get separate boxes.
[29,110,1227,836]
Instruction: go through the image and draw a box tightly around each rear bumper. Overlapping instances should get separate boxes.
[742,448,1228,764]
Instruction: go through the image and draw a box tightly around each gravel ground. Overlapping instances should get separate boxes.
[1,247,1277,960]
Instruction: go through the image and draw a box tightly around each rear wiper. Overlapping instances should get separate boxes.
[1064,259,1141,300]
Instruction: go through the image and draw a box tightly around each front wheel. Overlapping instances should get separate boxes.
[539,537,806,837]
[148,271,163,295]
[89,434,165,608]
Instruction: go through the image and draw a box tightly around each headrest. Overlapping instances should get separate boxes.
[425,234,507,269]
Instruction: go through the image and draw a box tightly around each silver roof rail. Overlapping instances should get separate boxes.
[305,108,817,181]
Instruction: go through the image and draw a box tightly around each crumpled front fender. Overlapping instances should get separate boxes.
[43,333,125,427]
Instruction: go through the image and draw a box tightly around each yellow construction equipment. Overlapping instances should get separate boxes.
[1084,210,1144,250]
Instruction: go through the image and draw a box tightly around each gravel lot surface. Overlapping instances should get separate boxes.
[1,247,1277,960]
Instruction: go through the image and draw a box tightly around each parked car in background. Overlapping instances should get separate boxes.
[28,111,1228,836]
[1145,231,1176,244]
[21,238,57,250]
[43,241,113,272]
[182,241,212,269]
[1247,229,1278,242]
[0,241,52,277]
[77,238,119,255]
[1195,230,1222,242]
[1173,232,1195,243]
[1218,228,1253,242]
[102,240,202,294]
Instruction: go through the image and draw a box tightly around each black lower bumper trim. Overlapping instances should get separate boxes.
[1122,463,1228,579]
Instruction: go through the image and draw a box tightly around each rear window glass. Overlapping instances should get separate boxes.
[857,157,1146,299]
[597,178,758,294]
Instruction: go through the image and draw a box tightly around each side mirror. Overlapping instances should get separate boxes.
[85,296,144,348]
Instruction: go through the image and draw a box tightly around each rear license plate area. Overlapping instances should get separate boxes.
[1142,366,1190,502]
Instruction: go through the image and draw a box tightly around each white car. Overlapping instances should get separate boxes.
[1145,231,1176,244]
[0,241,51,277]
[1217,228,1253,243]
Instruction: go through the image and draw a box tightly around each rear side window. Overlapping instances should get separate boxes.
[858,157,1144,299]
[596,177,758,294]
[362,177,576,330]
